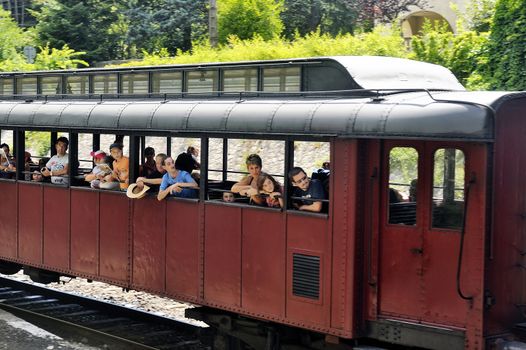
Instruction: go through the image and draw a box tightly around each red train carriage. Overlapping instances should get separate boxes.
[0,56,525,349]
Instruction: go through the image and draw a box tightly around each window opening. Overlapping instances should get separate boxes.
[289,141,330,213]
[263,67,300,92]
[65,75,89,94]
[0,130,15,180]
[152,71,182,94]
[187,70,218,93]
[16,77,37,95]
[0,78,13,96]
[41,76,62,95]
[432,148,465,230]
[121,73,149,94]
[93,74,117,94]
[223,69,257,92]
[388,147,418,225]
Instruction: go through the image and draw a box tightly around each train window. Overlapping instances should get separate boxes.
[263,67,301,92]
[78,133,94,171]
[144,136,168,156]
[222,69,257,92]
[0,130,15,181]
[208,138,224,181]
[121,73,149,94]
[151,71,182,94]
[65,75,89,94]
[93,74,117,94]
[41,76,62,95]
[15,77,37,95]
[291,141,330,213]
[0,78,13,96]
[432,148,465,230]
[100,134,129,157]
[388,147,418,225]
[24,131,69,184]
[187,70,218,93]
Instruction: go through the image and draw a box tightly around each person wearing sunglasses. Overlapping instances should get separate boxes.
[288,167,327,213]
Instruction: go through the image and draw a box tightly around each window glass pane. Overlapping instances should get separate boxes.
[187,70,218,93]
[223,69,257,92]
[388,147,418,225]
[432,148,465,230]
[16,77,37,95]
[41,76,62,95]
[263,67,300,92]
[93,74,117,94]
[66,76,89,94]
[152,71,182,94]
[0,78,13,96]
[121,73,149,94]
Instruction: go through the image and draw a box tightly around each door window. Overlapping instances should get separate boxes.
[388,147,418,225]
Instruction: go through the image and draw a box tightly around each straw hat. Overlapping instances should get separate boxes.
[126,183,150,199]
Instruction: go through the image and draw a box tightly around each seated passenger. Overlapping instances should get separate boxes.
[257,173,283,208]
[187,146,200,169]
[103,143,129,191]
[32,170,43,182]
[0,143,12,159]
[389,188,403,203]
[0,146,14,177]
[134,153,168,193]
[139,147,156,177]
[84,150,112,189]
[41,136,69,185]
[222,191,235,203]
[231,154,264,205]
[289,167,327,213]
[157,156,198,201]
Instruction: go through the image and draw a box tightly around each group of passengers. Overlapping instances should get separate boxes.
[2,137,327,211]
[228,153,328,213]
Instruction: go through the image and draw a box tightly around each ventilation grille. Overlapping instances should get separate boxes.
[292,253,320,300]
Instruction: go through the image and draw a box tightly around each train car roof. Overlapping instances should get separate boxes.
[1,90,522,142]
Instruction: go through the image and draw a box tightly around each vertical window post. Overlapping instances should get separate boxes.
[284,139,294,210]
[69,132,78,182]
[50,132,57,156]
[200,137,209,201]
[15,129,25,181]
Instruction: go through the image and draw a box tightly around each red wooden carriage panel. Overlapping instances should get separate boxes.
[132,197,166,292]
[70,189,99,275]
[286,214,330,327]
[204,204,242,306]
[0,181,18,258]
[18,183,43,263]
[165,199,200,299]
[99,192,129,282]
[241,208,286,318]
[43,186,70,269]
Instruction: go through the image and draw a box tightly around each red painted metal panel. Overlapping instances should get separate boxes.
[241,208,285,318]
[18,183,43,263]
[166,200,200,299]
[204,203,241,306]
[0,181,17,258]
[99,192,129,282]
[43,186,70,269]
[286,214,330,327]
[132,197,165,292]
[70,189,99,275]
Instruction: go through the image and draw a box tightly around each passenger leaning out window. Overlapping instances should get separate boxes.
[231,153,264,205]
[41,137,69,185]
[257,173,283,208]
[157,154,198,201]
[289,167,327,213]
[85,150,112,189]
[104,143,129,191]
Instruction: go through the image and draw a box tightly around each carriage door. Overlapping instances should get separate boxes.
[378,141,485,324]
[378,142,425,320]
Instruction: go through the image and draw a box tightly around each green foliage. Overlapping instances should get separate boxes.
[0,8,33,62]
[31,0,127,64]
[25,131,51,157]
[280,0,358,38]
[111,25,408,67]
[33,44,88,70]
[410,20,489,87]
[485,0,526,90]
[218,0,284,44]
[124,0,208,56]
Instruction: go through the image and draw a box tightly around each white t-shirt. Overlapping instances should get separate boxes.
[46,153,69,185]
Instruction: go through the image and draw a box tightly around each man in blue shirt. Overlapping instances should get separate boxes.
[288,167,327,213]
[157,156,198,201]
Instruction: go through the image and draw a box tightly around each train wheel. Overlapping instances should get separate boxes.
[0,260,22,275]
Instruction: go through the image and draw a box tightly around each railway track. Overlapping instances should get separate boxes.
[0,276,210,350]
